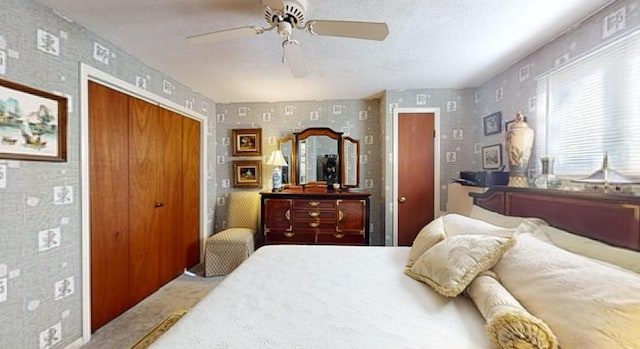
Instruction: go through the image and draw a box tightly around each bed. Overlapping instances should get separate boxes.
[151,186,640,349]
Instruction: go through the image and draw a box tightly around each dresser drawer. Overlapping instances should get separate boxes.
[292,219,336,230]
[292,210,336,220]
[293,199,336,210]
[317,232,365,245]
[265,231,315,244]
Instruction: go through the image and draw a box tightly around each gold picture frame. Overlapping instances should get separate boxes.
[232,128,261,156]
[232,160,262,188]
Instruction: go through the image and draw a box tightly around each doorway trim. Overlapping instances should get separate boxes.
[79,63,209,342]
[392,107,441,246]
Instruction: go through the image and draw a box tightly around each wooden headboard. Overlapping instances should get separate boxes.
[470,186,640,252]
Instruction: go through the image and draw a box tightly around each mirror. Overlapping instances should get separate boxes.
[295,128,342,185]
[341,136,360,188]
[277,136,295,185]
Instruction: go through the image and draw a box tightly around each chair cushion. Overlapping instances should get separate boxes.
[209,228,254,244]
[226,191,260,230]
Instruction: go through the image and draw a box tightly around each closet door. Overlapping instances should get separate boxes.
[157,108,184,285]
[128,97,163,304]
[182,117,201,268]
[88,82,132,331]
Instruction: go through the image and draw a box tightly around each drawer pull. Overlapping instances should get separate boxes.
[284,232,295,238]
[338,210,344,221]
[285,209,290,221]
[333,233,345,239]
[308,222,320,228]
[308,201,320,207]
[308,211,320,217]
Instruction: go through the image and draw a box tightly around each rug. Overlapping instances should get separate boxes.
[130,309,187,349]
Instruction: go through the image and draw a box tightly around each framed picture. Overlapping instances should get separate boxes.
[505,116,528,131]
[232,128,261,156]
[0,78,67,162]
[482,111,502,136]
[232,160,262,188]
[482,144,502,170]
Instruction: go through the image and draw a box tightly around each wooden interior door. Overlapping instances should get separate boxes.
[157,108,184,285]
[89,82,201,331]
[89,82,132,331]
[182,117,201,268]
[397,112,435,246]
[128,97,162,304]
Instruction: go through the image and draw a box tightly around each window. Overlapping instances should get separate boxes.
[536,29,640,177]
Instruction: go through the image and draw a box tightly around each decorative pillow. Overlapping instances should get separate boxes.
[494,234,640,349]
[405,235,515,297]
[406,217,446,268]
[532,225,640,273]
[442,214,516,238]
[466,272,559,349]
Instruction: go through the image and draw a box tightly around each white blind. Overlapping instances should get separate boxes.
[536,29,640,176]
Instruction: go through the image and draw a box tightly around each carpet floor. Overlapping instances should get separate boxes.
[82,264,224,349]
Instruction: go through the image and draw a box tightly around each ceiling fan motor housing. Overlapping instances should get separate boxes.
[264,0,307,27]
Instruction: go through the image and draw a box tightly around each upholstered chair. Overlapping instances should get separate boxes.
[205,191,260,276]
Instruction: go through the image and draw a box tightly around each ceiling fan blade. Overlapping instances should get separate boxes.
[283,40,308,78]
[262,0,285,12]
[187,26,264,44]
[306,20,389,41]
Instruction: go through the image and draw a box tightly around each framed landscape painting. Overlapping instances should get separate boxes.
[0,78,67,162]
[482,144,502,169]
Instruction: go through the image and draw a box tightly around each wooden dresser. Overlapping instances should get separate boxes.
[260,191,371,245]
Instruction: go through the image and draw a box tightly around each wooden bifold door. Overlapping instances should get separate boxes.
[88,81,200,331]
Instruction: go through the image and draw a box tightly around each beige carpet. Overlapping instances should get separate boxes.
[82,264,224,349]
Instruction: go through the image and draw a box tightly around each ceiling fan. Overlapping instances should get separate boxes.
[187,0,389,78]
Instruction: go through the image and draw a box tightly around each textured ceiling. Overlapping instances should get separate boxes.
[35,0,611,103]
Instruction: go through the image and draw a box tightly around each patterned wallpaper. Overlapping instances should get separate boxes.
[1,0,637,348]
[0,1,216,348]
[214,99,384,245]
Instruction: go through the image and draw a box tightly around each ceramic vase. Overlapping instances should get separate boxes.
[534,157,562,189]
[506,111,534,187]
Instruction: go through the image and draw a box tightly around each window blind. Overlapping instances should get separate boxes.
[536,29,640,177]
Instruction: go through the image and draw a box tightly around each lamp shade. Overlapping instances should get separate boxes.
[265,150,288,167]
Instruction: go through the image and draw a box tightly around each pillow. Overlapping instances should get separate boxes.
[532,225,640,273]
[469,205,549,229]
[442,213,516,238]
[469,205,528,228]
[466,272,559,349]
[405,235,515,297]
[493,234,640,349]
[406,217,446,268]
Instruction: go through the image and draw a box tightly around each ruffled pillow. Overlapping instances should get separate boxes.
[466,272,559,349]
[405,235,514,297]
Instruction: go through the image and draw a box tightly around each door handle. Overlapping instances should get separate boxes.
[398,196,406,203]
[154,202,165,208]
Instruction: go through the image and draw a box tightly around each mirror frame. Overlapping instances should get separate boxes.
[294,128,343,185]
[277,136,296,186]
[341,136,360,188]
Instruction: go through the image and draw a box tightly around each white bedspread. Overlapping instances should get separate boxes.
[151,245,490,349]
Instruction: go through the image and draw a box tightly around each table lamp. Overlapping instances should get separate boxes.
[265,150,288,192]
